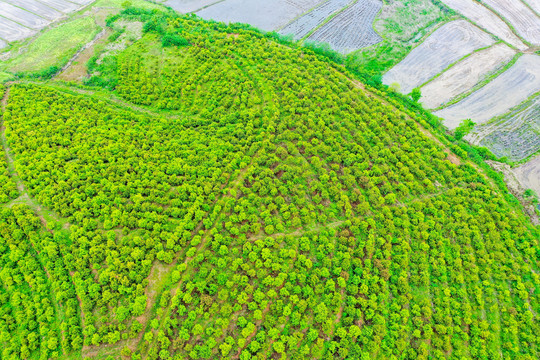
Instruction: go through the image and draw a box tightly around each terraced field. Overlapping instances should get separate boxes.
[381,0,540,196]
[279,0,352,40]
[420,43,516,109]
[166,0,385,54]
[383,20,494,94]
[306,0,382,53]
[468,96,540,162]
[440,0,527,50]
[482,0,540,46]
[0,0,95,48]
[435,54,540,129]
[195,0,325,31]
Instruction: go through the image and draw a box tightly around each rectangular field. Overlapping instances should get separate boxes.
[306,0,382,54]
[0,17,35,42]
[440,0,527,50]
[279,0,352,40]
[0,2,50,30]
[162,0,221,13]
[420,43,516,109]
[514,155,540,196]
[383,20,494,94]
[2,0,63,21]
[482,0,540,45]
[435,54,540,129]
[196,0,325,31]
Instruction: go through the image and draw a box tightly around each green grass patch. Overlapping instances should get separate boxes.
[0,72,13,83]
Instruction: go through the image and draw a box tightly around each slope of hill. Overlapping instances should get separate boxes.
[0,8,539,360]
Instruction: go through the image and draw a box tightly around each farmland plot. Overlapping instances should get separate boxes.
[514,155,540,196]
[160,0,221,13]
[2,0,63,21]
[196,0,325,31]
[383,20,494,94]
[482,0,540,45]
[374,0,444,43]
[0,0,97,48]
[420,43,516,109]
[467,96,540,162]
[524,0,540,15]
[435,54,540,129]
[0,17,35,42]
[0,2,49,30]
[35,0,81,13]
[306,0,383,54]
[440,0,527,50]
[279,0,352,40]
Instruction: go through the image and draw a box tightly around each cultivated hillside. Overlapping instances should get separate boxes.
[0,9,539,360]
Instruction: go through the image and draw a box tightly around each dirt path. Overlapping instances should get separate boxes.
[57,28,109,81]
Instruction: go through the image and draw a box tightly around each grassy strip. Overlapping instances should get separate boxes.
[432,51,522,110]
